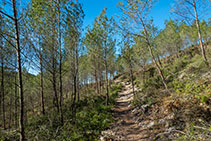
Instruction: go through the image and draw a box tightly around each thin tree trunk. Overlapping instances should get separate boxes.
[52,67,59,112]
[142,67,145,84]
[72,75,77,116]
[95,69,99,94]
[71,42,78,116]
[39,36,45,115]
[0,65,1,127]
[58,0,63,124]
[12,0,24,140]
[14,70,18,128]
[9,92,12,128]
[1,58,5,129]
[129,63,135,96]
[50,0,59,113]
[105,60,109,106]
[98,63,101,93]
[76,47,80,102]
[52,39,59,112]
[157,55,162,68]
[71,84,74,102]
[140,18,168,90]
[99,75,102,93]
[109,75,112,88]
[192,0,208,65]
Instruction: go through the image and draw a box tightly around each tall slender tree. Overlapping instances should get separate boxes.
[172,0,209,65]
[118,0,168,89]
[12,0,24,140]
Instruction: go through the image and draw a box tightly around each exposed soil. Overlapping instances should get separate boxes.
[100,80,155,141]
[100,77,211,141]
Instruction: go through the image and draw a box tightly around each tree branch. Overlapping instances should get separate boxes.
[0,10,14,20]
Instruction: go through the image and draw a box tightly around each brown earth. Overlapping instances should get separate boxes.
[100,80,156,141]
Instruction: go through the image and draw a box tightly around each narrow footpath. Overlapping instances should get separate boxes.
[100,80,153,141]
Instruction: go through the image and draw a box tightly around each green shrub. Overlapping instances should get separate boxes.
[22,85,120,140]
[171,57,189,73]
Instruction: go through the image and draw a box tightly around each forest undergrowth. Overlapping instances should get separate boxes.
[0,84,123,140]
[117,45,211,140]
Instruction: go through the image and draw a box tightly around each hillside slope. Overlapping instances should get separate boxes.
[101,45,211,140]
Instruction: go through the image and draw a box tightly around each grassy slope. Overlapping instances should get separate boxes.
[119,45,211,140]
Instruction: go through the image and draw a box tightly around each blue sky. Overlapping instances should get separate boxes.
[79,0,173,29]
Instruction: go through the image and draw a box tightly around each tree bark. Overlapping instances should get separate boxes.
[104,48,109,105]
[39,36,45,115]
[72,75,77,116]
[9,93,12,128]
[76,47,80,102]
[192,0,208,65]
[52,63,59,112]
[1,58,5,129]
[51,37,59,112]
[58,0,63,124]
[14,70,18,128]
[140,18,168,90]
[71,42,78,116]
[142,66,145,84]
[157,55,162,68]
[105,60,109,106]
[129,63,135,96]
[12,0,25,140]
[95,69,99,94]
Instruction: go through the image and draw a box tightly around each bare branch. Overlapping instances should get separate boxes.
[0,10,14,20]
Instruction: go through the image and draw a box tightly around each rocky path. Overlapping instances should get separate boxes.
[100,80,152,141]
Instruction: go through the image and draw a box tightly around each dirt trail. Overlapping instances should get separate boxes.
[100,80,152,141]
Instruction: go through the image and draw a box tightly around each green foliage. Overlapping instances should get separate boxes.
[171,80,186,93]
[138,96,154,106]
[109,84,123,104]
[172,80,201,94]
[186,56,209,74]
[156,19,184,56]
[171,56,189,73]
[20,84,122,140]
[176,121,211,141]
[143,77,161,89]
[171,79,210,103]
[119,73,129,81]
[109,83,123,95]
[72,107,112,140]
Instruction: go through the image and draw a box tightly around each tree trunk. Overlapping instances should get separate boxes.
[1,58,5,129]
[39,36,45,115]
[12,0,25,140]
[52,38,59,112]
[58,0,63,124]
[71,42,78,116]
[99,71,103,93]
[98,63,101,93]
[9,93,12,128]
[157,55,162,68]
[192,0,208,65]
[52,67,59,112]
[129,63,135,96]
[76,47,80,102]
[95,69,99,94]
[105,59,109,106]
[0,65,1,127]
[72,75,77,116]
[142,67,145,84]
[14,70,18,128]
[140,18,168,90]
[71,85,73,101]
